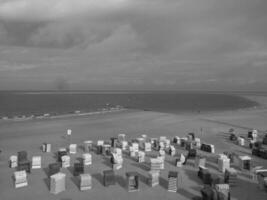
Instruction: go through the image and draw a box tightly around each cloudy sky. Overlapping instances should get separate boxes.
[0,0,266,90]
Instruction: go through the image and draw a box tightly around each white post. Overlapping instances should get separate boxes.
[67,129,72,145]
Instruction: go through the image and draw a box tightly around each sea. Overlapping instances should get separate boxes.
[0,91,259,119]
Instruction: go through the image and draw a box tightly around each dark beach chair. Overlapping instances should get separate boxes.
[103,170,115,187]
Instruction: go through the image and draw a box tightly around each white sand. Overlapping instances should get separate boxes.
[0,95,267,200]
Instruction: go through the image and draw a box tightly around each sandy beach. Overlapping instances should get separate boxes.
[0,95,267,200]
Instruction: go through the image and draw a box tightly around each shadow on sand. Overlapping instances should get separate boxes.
[177,188,196,199]
[131,162,150,171]
[116,175,126,190]
[71,176,80,189]
[67,166,74,176]
[159,176,168,190]
[92,173,103,186]
[102,157,112,168]
[43,177,50,191]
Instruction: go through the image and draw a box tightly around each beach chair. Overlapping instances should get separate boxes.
[188,148,197,158]
[218,157,230,173]
[50,172,66,194]
[103,170,115,186]
[168,171,178,192]
[102,144,111,156]
[180,137,188,148]
[173,136,181,145]
[229,133,237,141]
[262,134,267,145]
[201,185,216,200]
[211,174,223,187]
[237,137,245,146]
[32,156,41,169]
[74,162,84,176]
[13,170,28,188]
[256,171,267,190]
[80,174,92,191]
[215,184,230,200]
[150,157,164,171]
[224,168,237,187]
[137,151,145,163]
[159,149,165,159]
[126,172,139,192]
[111,149,123,170]
[194,138,201,148]
[49,163,61,176]
[83,140,93,152]
[121,141,128,150]
[42,143,51,152]
[176,153,186,167]
[118,133,126,142]
[69,144,77,154]
[144,142,152,152]
[187,132,195,141]
[17,151,27,162]
[169,145,176,156]
[17,151,31,173]
[195,156,206,168]
[148,170,159,187]
[132,143,139,152]
[110,137,118,148]
[61,155,70,168]
[82,153,92,166]
[9,155,17,168]
[238,155,251,171]
[58,148,67,162]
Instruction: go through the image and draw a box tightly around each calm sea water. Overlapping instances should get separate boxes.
[0,91,258,118]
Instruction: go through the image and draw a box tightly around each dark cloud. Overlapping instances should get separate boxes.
[0,0,267,90]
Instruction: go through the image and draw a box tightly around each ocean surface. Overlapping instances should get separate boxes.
[0,91,258,118]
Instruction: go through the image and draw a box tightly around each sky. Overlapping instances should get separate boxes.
[0,0,266,91]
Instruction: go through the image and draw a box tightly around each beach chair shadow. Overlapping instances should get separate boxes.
[43,177,50,191]
[145,151,157,158]
[191,196,202,200]
[206,155,217,163]
[78,145,84,152]
[185,159,195,168]
[92,173,104,186]
[177,188,195,199]
[116,175,126,190]
[165,159,175,167]
[102,157,112,168]
[53,152,58,161]
[122,151,129,157]
[190,185,205,193]
[76,157,83,164]
[43,167,50,177]
[131,162,150,171]
[129,156,138,162]
[71,176,80,190]
[236,149,250,155]
[206,162,218,171]
[159,176,168,190]
[237,171,252,179]
[184,169,203,185]
[68,166,74,176]
[92,144,98,154]
[137,172,148,185]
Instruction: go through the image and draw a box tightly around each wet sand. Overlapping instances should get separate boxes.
[0,95,267,200]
